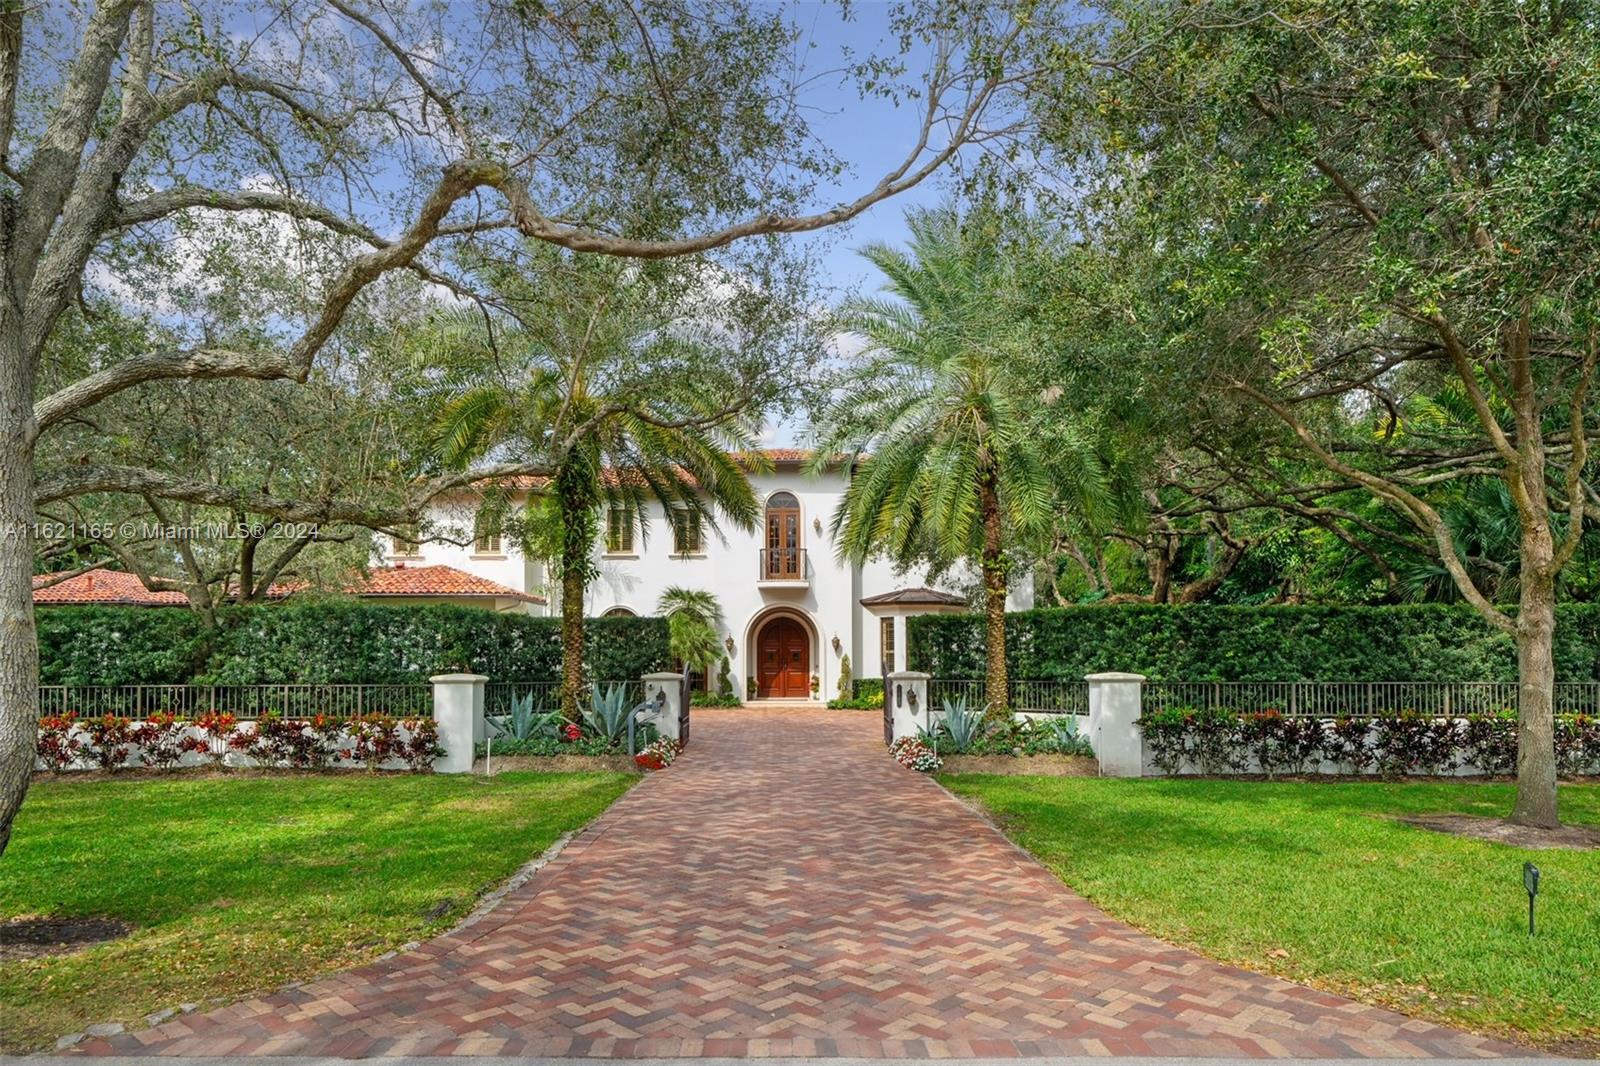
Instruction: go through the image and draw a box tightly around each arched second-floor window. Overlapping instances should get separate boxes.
[764,491,802,579]
[602,606,637,618]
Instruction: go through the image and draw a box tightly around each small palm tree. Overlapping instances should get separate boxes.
[815,206,1111,717]
[421,250,762,719]
[659,586,725,681]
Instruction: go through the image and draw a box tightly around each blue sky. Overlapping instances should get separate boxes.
[778,3,968,298]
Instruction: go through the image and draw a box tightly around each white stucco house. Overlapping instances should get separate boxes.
[396,448,1031,701]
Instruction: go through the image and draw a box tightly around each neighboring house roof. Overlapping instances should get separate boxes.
[357,564,546,604]
[34,565,544,607]
[33,569,190,607]
[859,587,968,608]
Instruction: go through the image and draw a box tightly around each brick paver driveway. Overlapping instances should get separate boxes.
[80,707,1531,1059]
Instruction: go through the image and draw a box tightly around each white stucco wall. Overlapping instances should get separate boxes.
[406,464,1033,700]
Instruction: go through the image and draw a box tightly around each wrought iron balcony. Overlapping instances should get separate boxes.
[759,546,807,584]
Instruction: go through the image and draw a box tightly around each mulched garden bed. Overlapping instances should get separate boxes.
[1397,813,1600,851]
[938,754,1098,776]
[1,916,132,961]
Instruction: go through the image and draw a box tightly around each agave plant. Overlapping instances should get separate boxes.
[938,695,986,754]
[1039,714,1092,756]
[489,691,562,741]
[583,682,634,744]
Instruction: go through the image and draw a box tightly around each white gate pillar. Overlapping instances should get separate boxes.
[1087,672,1145,777]
[430,673,487,774]
[886,671,930,741]
[642,672,683,741]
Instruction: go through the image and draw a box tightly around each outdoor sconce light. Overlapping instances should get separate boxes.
[723,635,736,656]
[813,516,823,534]
[831,635,842,655]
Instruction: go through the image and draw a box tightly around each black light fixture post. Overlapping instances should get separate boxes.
[1523,862,1540,936]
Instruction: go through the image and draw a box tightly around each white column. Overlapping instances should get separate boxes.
[886,670,930,742]
[1087,672,1146,777]
[642,672,683,741]
[430,673,487,773]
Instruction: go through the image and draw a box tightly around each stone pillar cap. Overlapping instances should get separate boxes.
[1085,671,1146,682]
[429,672,489,683]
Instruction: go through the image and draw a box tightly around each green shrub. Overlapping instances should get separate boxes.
[909,603,1600,682]
[853,678,884,701]
[37,607,211,685]
[36,604,670,685]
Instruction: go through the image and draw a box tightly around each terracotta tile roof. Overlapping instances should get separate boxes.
[33,569,190,607]
[859,587,968,608]
[354,565,545,604]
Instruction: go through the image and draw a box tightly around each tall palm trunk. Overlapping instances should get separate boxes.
[554,460,597,722]
[560,565,585,722]
[978,466,1009,719]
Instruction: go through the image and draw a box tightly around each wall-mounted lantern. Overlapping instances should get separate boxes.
[723,635,736,656]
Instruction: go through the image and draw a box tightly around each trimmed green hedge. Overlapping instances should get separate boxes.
[908,604,1600,682]
[37,604,670,685]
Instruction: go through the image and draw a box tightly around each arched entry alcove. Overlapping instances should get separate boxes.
[746,608,817,699]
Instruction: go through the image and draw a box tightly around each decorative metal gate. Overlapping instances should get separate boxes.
[679,667,691,745]
[882,676,892,745]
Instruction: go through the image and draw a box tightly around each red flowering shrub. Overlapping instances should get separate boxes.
[132,712,190,770]
[1240,710,1286,776]
[397,717,444,772]
[1371,712,1458,776]
[344,714,400,771]
[191,711,239,767]
[1556,713,1600,775]
[1462,711,1517,776]
[235,713,342,768]
[1321,716,1374,773]
[36,712,84,772]
[81,714,135,771]
[561,722,582,742]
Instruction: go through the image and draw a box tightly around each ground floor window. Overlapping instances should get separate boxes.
[880,616,896,674]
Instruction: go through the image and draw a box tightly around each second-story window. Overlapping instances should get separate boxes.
[605,506,635,554]
[671,507,702,555]
[473,518,502,556]
[391,529,421,558]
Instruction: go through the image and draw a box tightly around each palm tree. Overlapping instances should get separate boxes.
[658,586,725,684]
[814,206,1110,718]
[421,250,764,719]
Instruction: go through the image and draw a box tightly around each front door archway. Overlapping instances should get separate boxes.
[755,615,810,698]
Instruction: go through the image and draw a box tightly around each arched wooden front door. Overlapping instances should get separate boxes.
[755,616,810,698]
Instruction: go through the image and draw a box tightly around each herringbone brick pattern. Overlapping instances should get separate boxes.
[77,707,1532,1058]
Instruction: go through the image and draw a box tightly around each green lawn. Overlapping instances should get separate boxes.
[0,771,634,1052]
[941,776,1600,1050]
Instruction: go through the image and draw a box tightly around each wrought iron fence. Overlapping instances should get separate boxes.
[1143,680,1600,718]
[486,679,644,719]
[927,678,1089,716]
[36,683,432,721]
